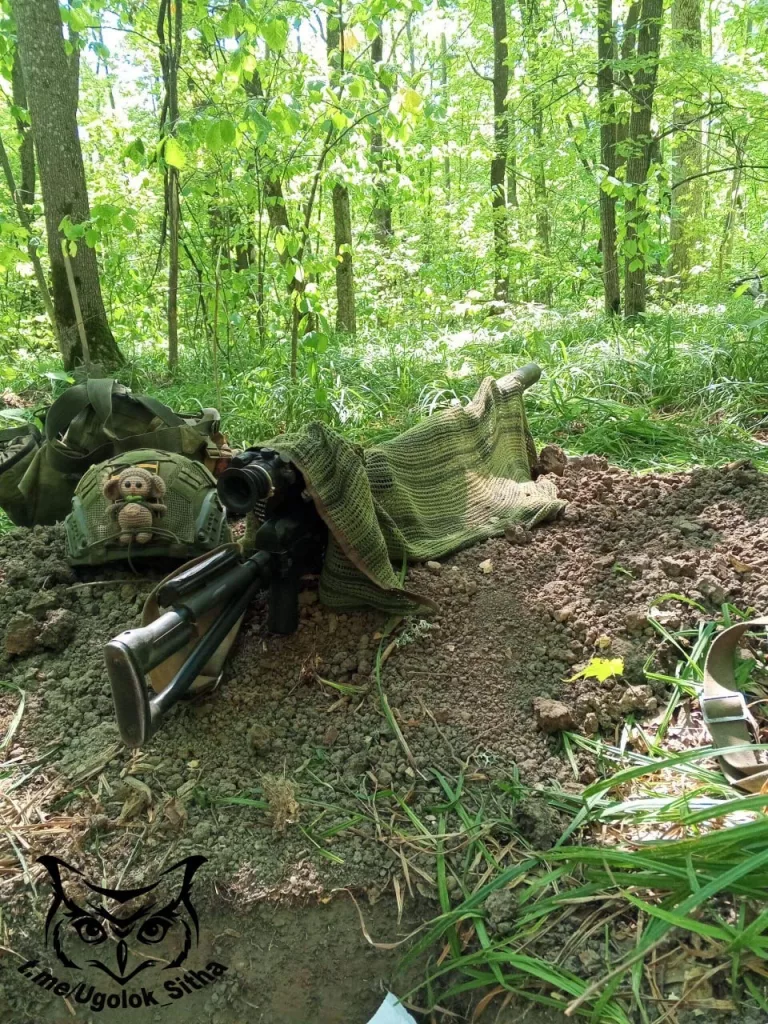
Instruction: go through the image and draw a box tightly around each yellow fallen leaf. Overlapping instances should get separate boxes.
[567,657,624,684]
[479,559,493,574]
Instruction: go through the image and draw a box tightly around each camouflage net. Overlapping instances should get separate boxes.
[266,371,566,614]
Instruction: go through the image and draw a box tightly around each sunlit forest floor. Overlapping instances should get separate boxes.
[3,300,767,471]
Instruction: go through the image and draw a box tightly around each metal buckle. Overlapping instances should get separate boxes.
[700,693,750,725]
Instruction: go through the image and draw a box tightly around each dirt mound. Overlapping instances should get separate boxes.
[2,457,768,1021]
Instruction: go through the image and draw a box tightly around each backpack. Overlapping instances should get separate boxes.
[65,448,231,565]
[0,378,224,527]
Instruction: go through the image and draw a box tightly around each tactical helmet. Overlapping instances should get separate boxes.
[65,448,231,565]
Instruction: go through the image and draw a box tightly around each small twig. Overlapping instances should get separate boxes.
[60,239,90,371]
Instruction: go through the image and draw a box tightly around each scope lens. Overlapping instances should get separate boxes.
[217,465,272,514]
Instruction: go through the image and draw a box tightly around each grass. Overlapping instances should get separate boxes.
[2,300,768,473]
[380,608,768,1022]
[197,606,768,1020]
[3,301,768,1014]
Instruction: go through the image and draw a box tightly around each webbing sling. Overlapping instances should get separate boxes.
[701,617,768,792]
[44,379,185,446]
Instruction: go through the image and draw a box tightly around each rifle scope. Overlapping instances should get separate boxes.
[216,447,298,515]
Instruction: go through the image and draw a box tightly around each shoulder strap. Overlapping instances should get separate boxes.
[45,381,186,446]
[45,379,120,442]
[702,616,768,792]
[129,394,186,428]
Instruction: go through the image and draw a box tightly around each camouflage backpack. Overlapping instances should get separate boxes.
[0,377,224,527]
[65,448,231,565]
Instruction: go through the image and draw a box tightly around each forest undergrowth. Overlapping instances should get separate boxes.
[2,300,768,473]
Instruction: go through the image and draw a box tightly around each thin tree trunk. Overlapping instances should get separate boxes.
[168,169,180,367]
[623,0,663,318]
[597,0,621,314]
[615,0,640,173]
[669,0,702,278]
[491,0,509,302]
[327,9,356,333]
[371,31,392,243]
[717,146,744,281]
[507,110,518,209]
[11,0,122,369]
[521,0,552,305]
[11,51,34,205]
[158,0,182,370]
[531,95,551,304]
[440,33,451,197]
[332,184,355,332]
[0,134,57,336]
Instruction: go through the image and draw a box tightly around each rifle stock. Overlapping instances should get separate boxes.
[106,495,325,746]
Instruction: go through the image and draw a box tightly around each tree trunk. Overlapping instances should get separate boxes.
[332,184,356,333]
[0,135,57,336]
[669,0,702,278]
[327,10,356,333]
[440,34,451,197]
[371,31,392,243]
[158,0,182,370]
[11,0,122,369]
[717,144,744,281]
[491,0,509,302]
[521,0,552,304]
[623,0,663,318]
[597,0,621,314]
[507,111,518,209]
[11,51,34,205]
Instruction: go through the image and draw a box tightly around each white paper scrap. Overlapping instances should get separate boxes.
[366,992,417,1024]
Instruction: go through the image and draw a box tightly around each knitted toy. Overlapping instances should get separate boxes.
[103,466,167,544]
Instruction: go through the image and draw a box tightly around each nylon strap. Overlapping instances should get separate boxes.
[44,424,207,476]
[45,380,119,442]
[45,380,186,445]
[702,616,768,792]
[130,394,186,428]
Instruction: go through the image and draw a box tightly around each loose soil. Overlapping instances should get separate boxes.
[1,455,767,1023]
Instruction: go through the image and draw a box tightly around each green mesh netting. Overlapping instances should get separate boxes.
[264,370,566,614]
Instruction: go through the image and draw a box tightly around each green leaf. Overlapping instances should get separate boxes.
[628,258,643,272]
[163,137,186,169]
[0,406,30,421]
[84,229,99,247]
[262,17,289,52]
[403,88,423,114]
[275,233,286,256]
[121,213,136,232]
[567,657,624,684]
[205,119,237,153]
[91,204,119,222]
[122,138,145,163]
[219,119,237,146]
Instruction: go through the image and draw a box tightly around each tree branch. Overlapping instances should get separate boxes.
[671,164,768,191]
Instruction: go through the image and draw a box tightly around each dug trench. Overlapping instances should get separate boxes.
[1,455,767,1023]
